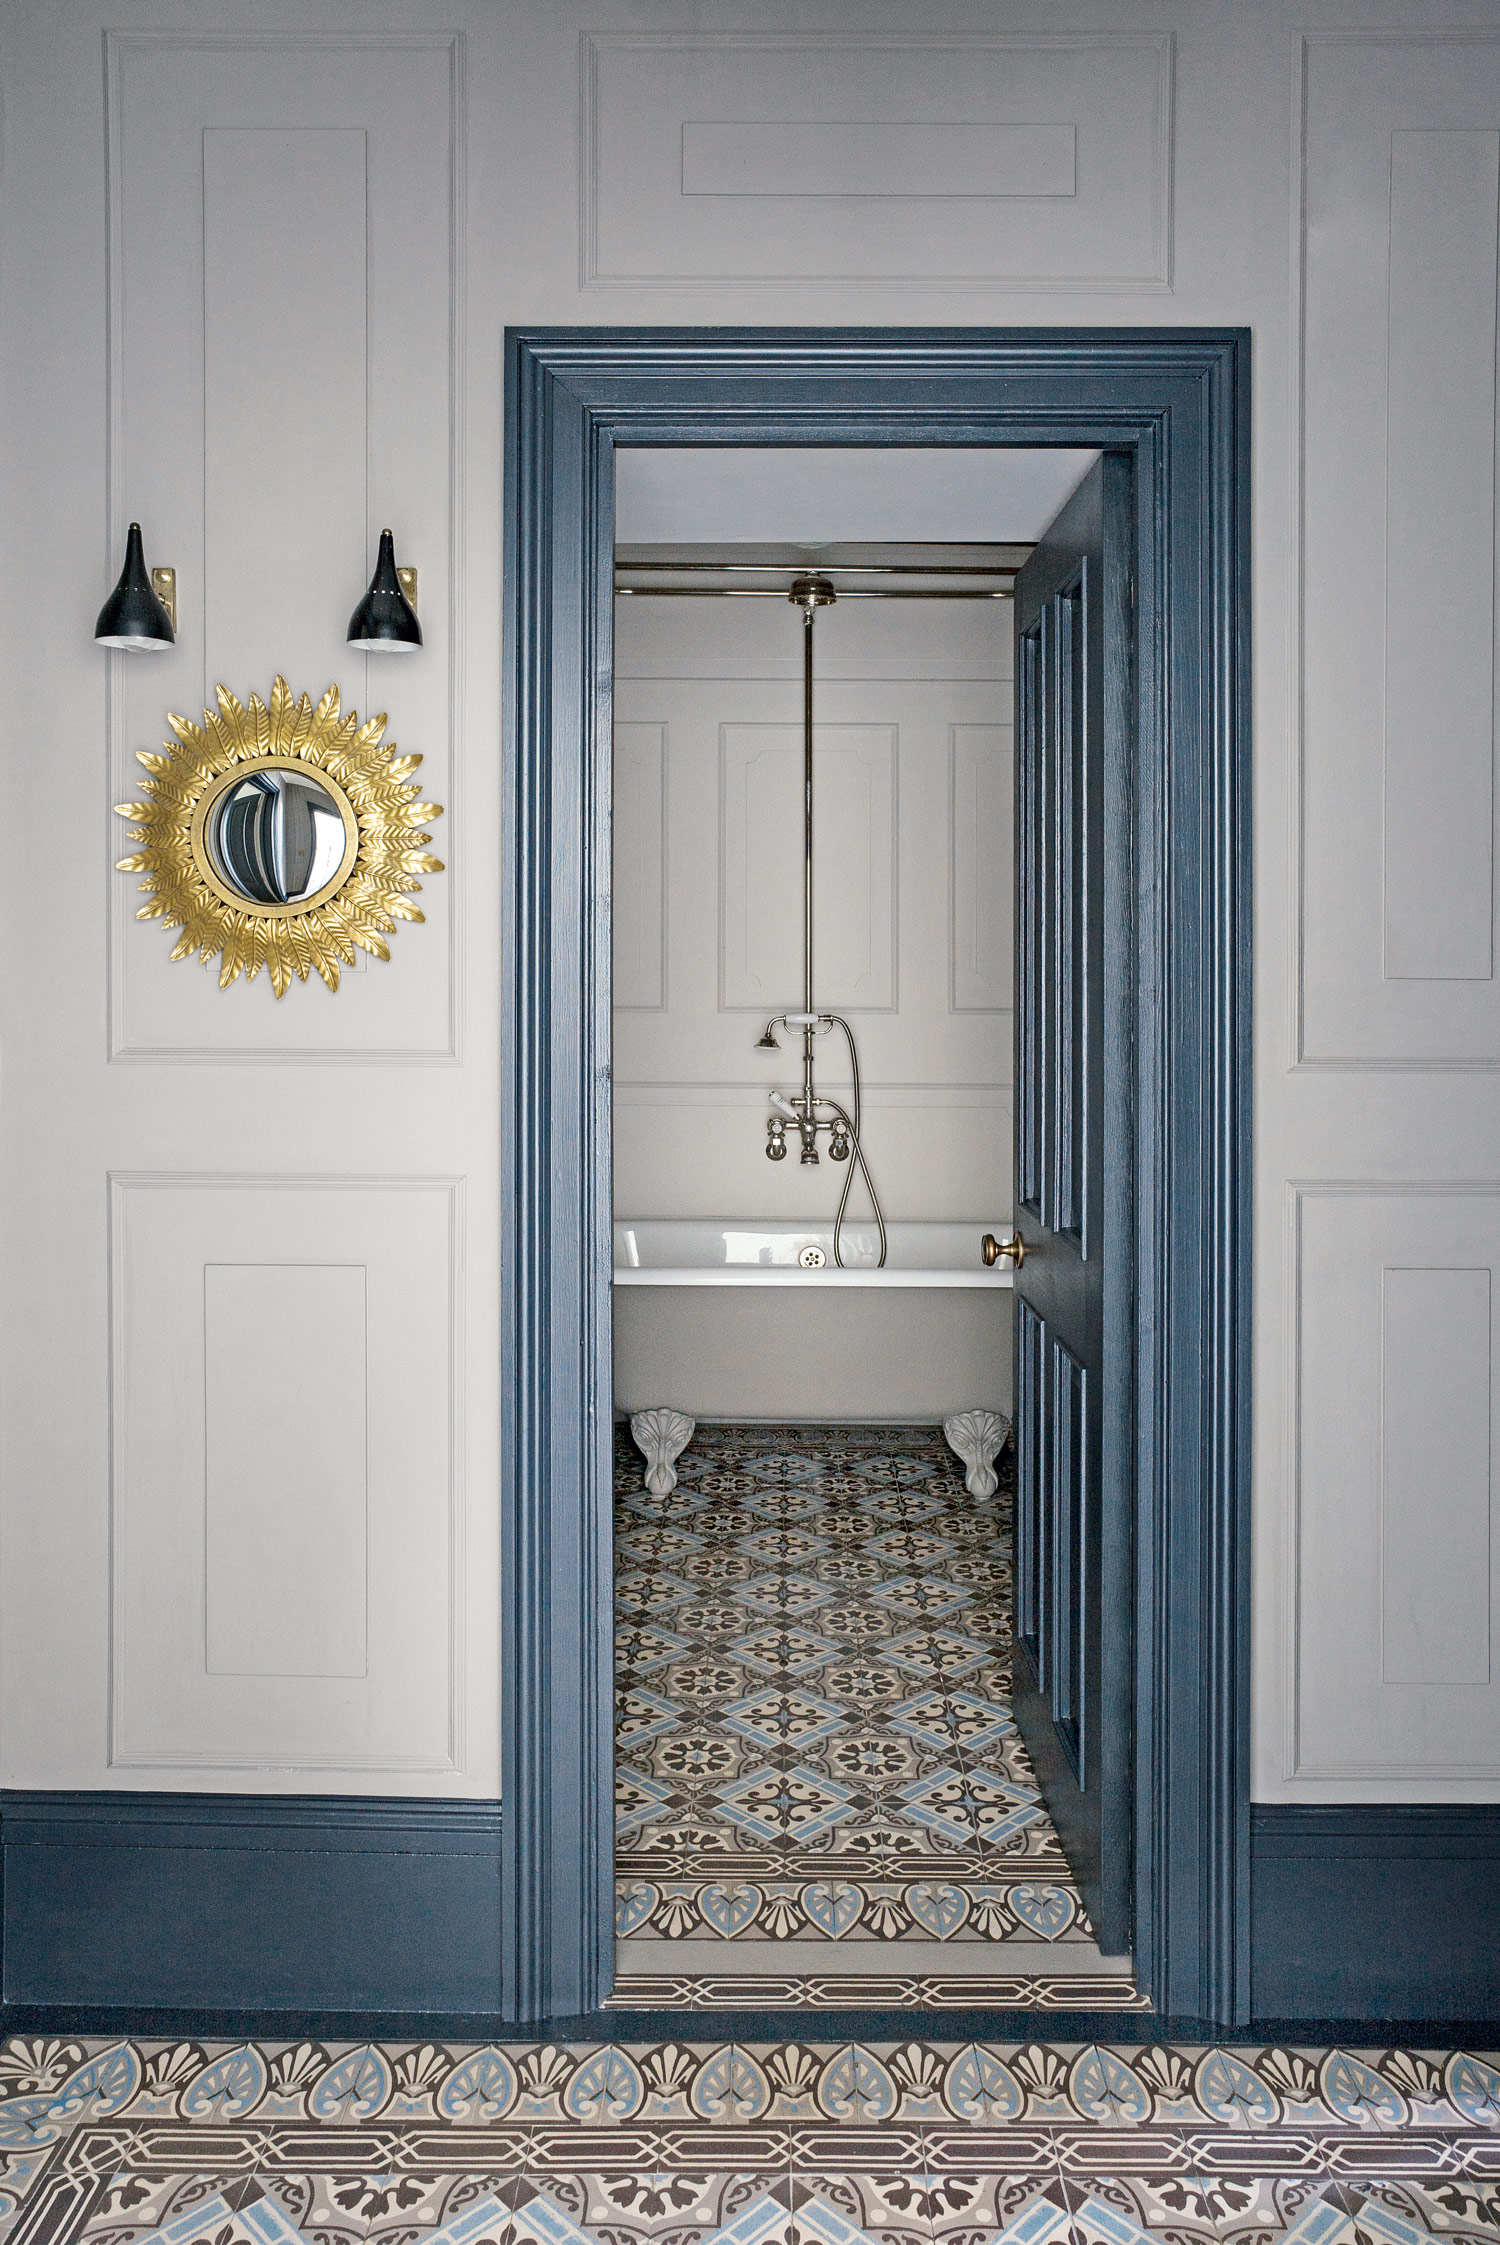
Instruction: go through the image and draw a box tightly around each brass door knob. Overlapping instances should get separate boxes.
[982,1231,1026,1268]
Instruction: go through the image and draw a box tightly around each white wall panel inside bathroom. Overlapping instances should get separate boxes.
[612,594,1012,1224]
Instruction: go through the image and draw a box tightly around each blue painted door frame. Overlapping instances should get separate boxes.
[501,327,1252,2026]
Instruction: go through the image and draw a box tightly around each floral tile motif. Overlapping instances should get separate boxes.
[614,1423,1088,1949]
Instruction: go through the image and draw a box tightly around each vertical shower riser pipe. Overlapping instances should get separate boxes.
[802,597,814,1116]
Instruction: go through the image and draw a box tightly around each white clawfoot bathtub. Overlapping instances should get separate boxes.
[614,1219,1015,1287]
[613,1219,1014,1422]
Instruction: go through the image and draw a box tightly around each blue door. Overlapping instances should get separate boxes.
[1012,455,1133,1958]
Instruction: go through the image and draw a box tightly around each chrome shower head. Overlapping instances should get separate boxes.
[755,1020,781,1049]
[789,573,836,612]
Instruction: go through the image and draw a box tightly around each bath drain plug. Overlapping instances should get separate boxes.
[798,1244,827,1268]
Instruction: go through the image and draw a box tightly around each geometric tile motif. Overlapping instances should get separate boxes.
[614,1767,675,1834]
[713,1763,856,1842]
[736,1574,837,1618]
[881,1628,996,1680]
[896,1767,1048,1847]
[721,1689,849,1751]
[729,1624,842,1676]
[614,1422,1090,1948]
[888,1691,1017,1754]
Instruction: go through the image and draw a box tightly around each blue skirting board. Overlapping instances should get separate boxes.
[1250,1804,1500,2018]
[3,1792,1498,2021]
[0,1791,502,2014]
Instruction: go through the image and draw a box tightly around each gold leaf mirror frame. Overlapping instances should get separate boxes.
[115,676,444,995]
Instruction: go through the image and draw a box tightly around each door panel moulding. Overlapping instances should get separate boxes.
[501,327,1252,2026]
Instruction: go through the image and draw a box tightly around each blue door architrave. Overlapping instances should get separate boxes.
[501,327,1252,2027]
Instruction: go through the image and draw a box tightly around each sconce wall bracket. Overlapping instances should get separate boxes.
[150,567,177,634]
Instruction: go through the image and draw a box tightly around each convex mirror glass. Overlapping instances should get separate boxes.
[207,769,351,905]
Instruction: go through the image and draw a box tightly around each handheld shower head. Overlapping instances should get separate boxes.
[768,1091,799,1120]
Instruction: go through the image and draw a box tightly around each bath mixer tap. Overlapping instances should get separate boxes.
[757,1011,887,1264]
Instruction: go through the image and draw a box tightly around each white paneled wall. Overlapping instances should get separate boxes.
[1291,1190,1500,1783]
[1267,24,1500,1804]
[6,0,1500,1806]
[110,1177,460,1772]
[1299,36,1500,1058]
[581,31,1173,291]
[612,594,1012,1224]
[107,31,459,1062]
[0,6,495,1796]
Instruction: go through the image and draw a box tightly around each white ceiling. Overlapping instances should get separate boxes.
[615,445,1100,545]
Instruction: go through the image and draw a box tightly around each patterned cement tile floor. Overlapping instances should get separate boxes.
[5,2037,1500,2245]
[613,1422,1137,2008]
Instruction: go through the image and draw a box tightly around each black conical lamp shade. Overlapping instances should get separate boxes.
[94,522,174,651]
[347,527,422,652]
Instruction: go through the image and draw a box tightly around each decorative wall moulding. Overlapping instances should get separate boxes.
[579,31,1174,292]
[1294,32,1500,1068]
[104,28,462,1062]
[108,1171,463,1774]
[1289,1179,1500,1786]
[115,676,443,996]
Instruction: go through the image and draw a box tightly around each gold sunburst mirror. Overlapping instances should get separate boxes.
[115,676,443,995]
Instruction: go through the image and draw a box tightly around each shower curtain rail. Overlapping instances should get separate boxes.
[616,585,1013,598]
[616,558,1025,574]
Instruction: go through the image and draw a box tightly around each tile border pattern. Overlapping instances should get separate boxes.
[610,1971,1150,2009]
[3,2039,1500,2245]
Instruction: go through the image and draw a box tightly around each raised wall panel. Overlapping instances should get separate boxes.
[719,722,897,1013]
[1015,1296,1043,1654]
[1046,1333,1088,1779]
[1380,1266,1491,1687]
[951,724,1013,1012]
[582,33,1172,291]
[612,598,1009,1220]
[612,1083,1013,1225]
[202,129,368,700]
[1383,130,1498,983]
[680,120,1077,200]
[1298,38,1500,1061]
[110,1176,459,1772]
[204,1263,369,1680]
[1293,1188,1500,1779]
[612,722,668,1011]
[106,34,460,1061]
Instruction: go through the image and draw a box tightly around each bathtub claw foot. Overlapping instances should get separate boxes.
[944,1408,1010,1498]
[630,1407,696,1496]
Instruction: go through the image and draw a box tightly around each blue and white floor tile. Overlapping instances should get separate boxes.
[613,1422,1134,2007]
[4,2039,1500,2245]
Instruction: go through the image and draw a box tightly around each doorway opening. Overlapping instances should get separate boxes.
[501,328,1251,2028]
[607,446,1138,2012]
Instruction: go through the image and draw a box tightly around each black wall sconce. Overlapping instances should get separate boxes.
[347,528,422,654]
[95,522,176,651]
